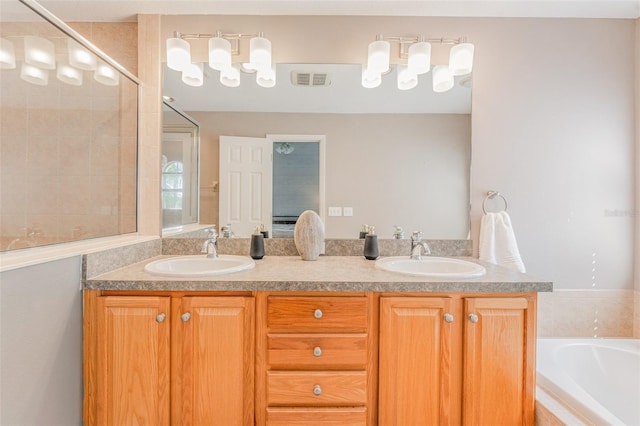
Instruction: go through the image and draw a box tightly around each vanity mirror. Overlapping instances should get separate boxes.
[163,62,471,239]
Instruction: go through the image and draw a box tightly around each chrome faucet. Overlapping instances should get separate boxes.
[201,227,218,258]
[410,231,431,260]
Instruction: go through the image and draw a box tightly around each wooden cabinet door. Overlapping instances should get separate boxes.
[179,296,255,426]
[96,296,170,426]
[463,297,536,426]
[379,297,461,426]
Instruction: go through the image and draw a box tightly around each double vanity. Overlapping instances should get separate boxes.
[82,237,551,425]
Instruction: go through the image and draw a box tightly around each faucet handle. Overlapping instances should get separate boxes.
[206,226,218,239]
[411,230,423,241]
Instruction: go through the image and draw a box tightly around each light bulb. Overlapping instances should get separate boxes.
[166,37,191,72]
[68,38,96,71]
[361,66,382,89]
[182,62,204,87]
[94,61,119,86]
[0,38,16,69]
[24,36,55,70]
[20,63,48,85]
[256,65,276,88]
[407,41,431,75]
[220,65,240,88]
[449,43,474,76]
[397,65,417,90]
[249,36,271,72]
[57,59,83,86]
[367,39,390,74]
[208,37,231,71]
[433,65,454,93]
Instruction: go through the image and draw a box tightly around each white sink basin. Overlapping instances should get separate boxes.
[375,256,486,278]
[144,255,255,277]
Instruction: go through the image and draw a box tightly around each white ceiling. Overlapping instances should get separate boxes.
[2,0,639,22]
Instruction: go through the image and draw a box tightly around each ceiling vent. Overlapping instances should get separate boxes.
[290,71,331,87]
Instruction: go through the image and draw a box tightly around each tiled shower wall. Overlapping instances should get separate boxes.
[0,22,138,250]
[538,289,638,338]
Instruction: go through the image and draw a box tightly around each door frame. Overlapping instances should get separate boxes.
[267,134,326,225]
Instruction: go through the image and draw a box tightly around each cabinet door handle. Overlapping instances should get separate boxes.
[313,346,322,357]
[181,312,191,322]
[444,313,454,323]
[156,313,166,323]
[313,385,322,396]
[468,313,479,323]
[313,309,323,319]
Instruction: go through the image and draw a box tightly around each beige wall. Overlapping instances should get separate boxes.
[162,15,636,293]
[635,18,639,337]
[189,111,470,239]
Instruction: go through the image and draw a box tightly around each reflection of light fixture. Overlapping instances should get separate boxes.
[220,65,240,87]
[56,59,83,86]
[182,62,204,86]
[362,35,473,92]
[275,142,294,155]
[397,64,417,91]
[20,63,48,85]
[256,65,276,88]
[68,38,96,70]
[167,30,274,88]
[94,61,119,86]
[432,65,454,93]
[24,36,55,69]
[0,38,16,69]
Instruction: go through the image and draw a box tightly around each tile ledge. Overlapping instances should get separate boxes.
[0,234,160,273]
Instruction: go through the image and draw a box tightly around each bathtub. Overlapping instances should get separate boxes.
[536,338,640,426]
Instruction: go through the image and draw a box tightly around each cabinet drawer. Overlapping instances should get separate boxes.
[267,297,367,332]
[266,407,367,425]
[268,333,367,369]
[267,371,367,406]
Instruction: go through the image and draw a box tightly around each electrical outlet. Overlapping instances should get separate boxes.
[343,207,354,216]
[328,207,342,216]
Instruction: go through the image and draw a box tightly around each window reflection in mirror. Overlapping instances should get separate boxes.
[162,102,199,231]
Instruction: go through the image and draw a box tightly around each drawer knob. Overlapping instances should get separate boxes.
[181,312,191,322]
[313,309,323,319]
[313,385,322,396]
[156,313,166,323]
[468,313,479,323]
[313,346,322,357]
[444,313,454,323]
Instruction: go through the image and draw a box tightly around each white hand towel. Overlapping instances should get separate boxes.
[479,211,526,273]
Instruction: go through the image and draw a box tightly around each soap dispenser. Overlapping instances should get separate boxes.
[250,226,265,259]
[359,224,369,239]
[363,226,379,260]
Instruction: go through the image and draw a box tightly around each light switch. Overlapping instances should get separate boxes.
[343,207,354,216]
[328,207,342,216]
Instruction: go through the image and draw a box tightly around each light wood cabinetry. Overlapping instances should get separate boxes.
[378,294,536,426]
[84,291,254,426]
[256,293,377,426]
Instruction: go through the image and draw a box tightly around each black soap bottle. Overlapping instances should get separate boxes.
[363,226,379,260]
[250,226,265,259]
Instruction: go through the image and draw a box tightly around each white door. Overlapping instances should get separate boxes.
[219,136,273,237]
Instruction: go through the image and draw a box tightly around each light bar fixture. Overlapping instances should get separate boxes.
[68,38,96,71]
[94,61,119,86]
[362,35,473,93]
[167,30,275,88]
[56,59,83,86]
[20,63,48,85]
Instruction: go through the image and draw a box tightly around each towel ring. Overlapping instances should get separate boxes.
[482,191,508,214]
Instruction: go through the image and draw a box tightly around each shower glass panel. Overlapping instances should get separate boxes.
[0,0,139,251]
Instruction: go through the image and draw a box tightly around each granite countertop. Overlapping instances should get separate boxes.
[85,255,552,293]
